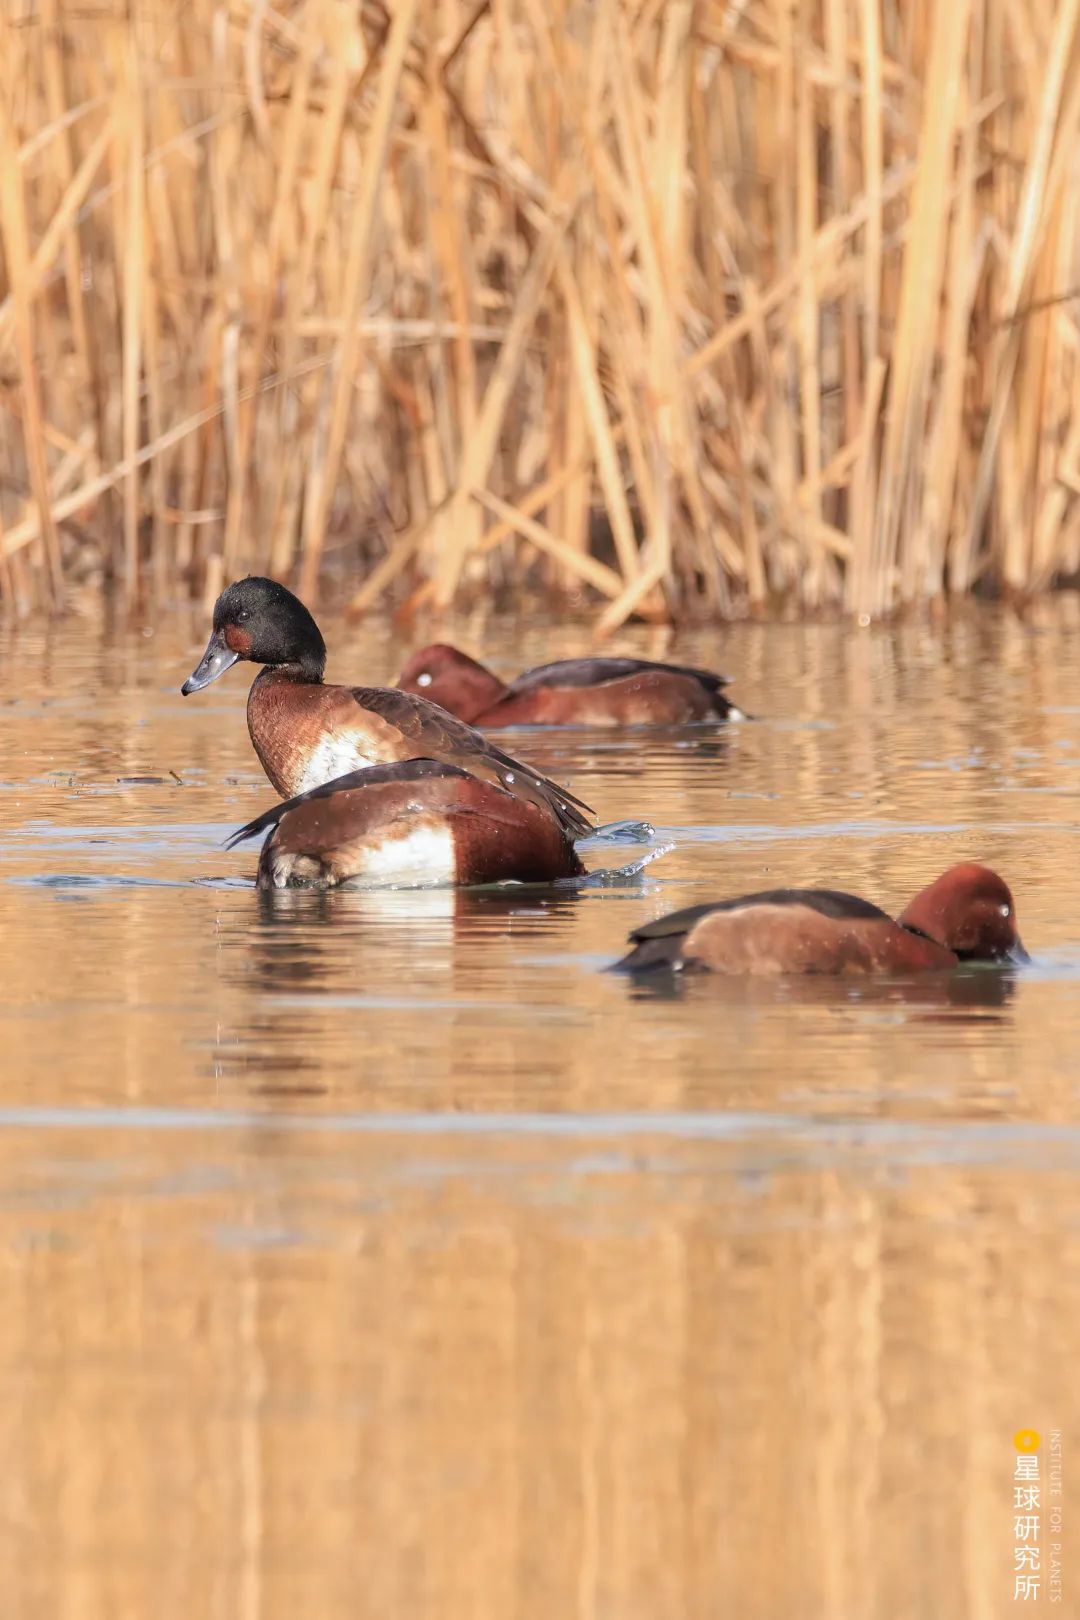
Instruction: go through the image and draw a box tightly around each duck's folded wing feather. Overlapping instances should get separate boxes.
[627,888,891,942]
[226,759,471,849]
[616,888,895,972]
[501,657,731,697]
[345,686,594,836]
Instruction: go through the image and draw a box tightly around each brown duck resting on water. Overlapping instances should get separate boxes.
[613,864,1027,976]
[181,577,591,887]
[396,642,743,727]
[227,759,586,890]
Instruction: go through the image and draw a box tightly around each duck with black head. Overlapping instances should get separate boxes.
[182,577,593,887]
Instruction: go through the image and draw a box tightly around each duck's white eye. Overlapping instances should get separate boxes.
[1000,904,1011,917]
[417,671,432,687]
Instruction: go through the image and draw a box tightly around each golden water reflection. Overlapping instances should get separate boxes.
[1,604,1078,1615]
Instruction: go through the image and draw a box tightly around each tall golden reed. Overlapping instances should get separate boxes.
[0,0,1078,624]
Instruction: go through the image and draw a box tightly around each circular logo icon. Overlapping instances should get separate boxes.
[1014,1429,1041,1453]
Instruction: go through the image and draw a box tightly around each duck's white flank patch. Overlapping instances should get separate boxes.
[295,734,377,793]
[347,824,457,888]
[267,824,457,889]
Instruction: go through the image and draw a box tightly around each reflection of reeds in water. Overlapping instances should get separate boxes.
[1,1126,1077,1618]
[1,2,1080,621]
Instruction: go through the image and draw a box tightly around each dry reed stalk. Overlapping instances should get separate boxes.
[265,0,354,578]
[433,179,576,603]
[1032,178,1080,583]
[0,47,64,607]
[386,454,595,615]
[0,119,112,349]
[1,0,1079,622]
[297,0,419,600]
[554,249,640,583]
[972,0,1080,593]
[472,486,625,597]
[550,0,612,582]
[0,351,335,563]
[120,29,144,599]
[868,0,974,618]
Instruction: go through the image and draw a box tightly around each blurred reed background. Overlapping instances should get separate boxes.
[0,0,1079,625]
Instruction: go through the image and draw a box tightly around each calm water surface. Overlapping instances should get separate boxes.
[1,602,1079,1616]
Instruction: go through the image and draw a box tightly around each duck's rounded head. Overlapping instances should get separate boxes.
[396,643,504,722]
[899,862,1027,963]
[182,576,327,693]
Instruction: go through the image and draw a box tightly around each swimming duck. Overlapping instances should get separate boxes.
[396,642,741,727]
[613,864,1026,975]
[181,578,592,846]
[227,758,586,889]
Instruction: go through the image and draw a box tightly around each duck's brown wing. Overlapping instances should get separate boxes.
[630,889,890,938]
[226,759,473,849]
[614,889,891,971]
[501,657,731,697]
[345,686,594,837]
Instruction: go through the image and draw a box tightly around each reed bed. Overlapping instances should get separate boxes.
[1,0,1079,624]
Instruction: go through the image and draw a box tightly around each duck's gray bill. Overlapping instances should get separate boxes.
[181,630,238,694]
